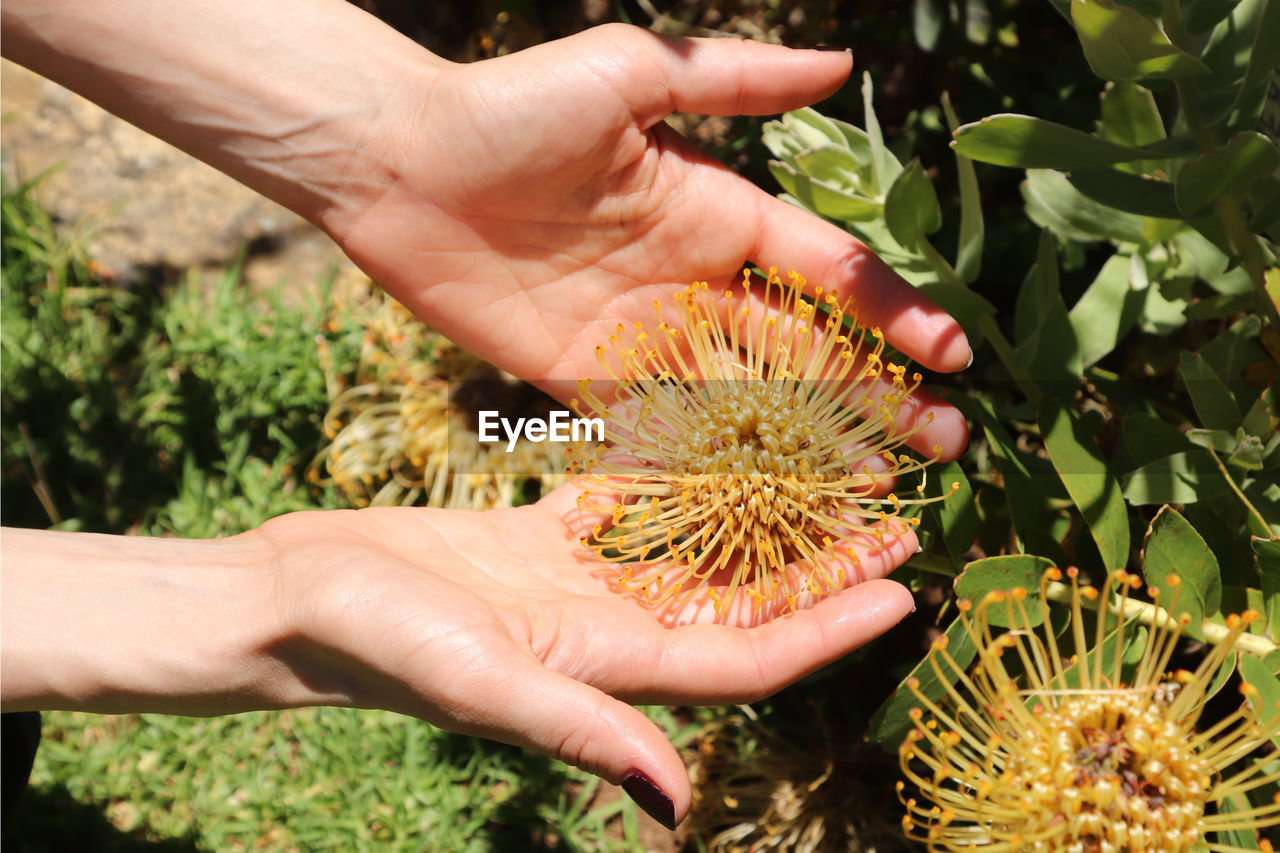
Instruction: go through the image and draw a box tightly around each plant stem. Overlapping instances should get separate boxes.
[1207,446,1273,535]
[919,234,1042,401]
[918,236,963,288]
[977,314,1040,400]
[1044,580,1278,657]
[908,551,959,578]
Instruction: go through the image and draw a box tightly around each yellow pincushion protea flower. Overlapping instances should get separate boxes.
[689,709,902,853]
[898,568,1280,853]
[311,293,562,509]
[568,267,944,617]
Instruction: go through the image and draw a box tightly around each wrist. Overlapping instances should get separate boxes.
[0,527,300,715]
[0,0,445,229]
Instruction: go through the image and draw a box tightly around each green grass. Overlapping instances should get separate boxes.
[0,175,674,851]
[1,172,357,536]
[10,709,652,852]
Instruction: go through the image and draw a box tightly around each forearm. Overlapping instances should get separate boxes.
[0,527,332,715]
[0,0,440,229]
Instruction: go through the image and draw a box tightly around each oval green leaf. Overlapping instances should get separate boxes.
[1041,397,1131,572]
[768,162,883,222]
[1071,0,1212,81]
[1175,132,1280,217]
[954,114,1155,169]
[1237,650,1280,749]
[865,613,976,749]
[925,459,978,567]
[1140,505,1222,639]
[955,554,1057,627]
[884,159,942,249]
[1179,350,1244,432]
[1122,450,1232,504]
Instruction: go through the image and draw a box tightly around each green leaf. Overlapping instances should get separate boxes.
[1185,0,1241,33]
[1228,431,1268,471]
[1180,350,1244,432]
[1121,450,1232,504]
[916,281,997,342]
[1068,253,1145,367]
[1141,506,1222,639]
[1237,651,1280,749]
[1256,536,1280,643]
[1121,413,1195,468]
[1173,229,1255,296]
[954,554,1057,627]
[1184,292,1257,319]
[1070,0,1212,81]
[974,398,1068,563]
[1041,398,1130,571]
[926,459,978,567]
[763,108,846,155]
[1199,315,1266,393]
[1186,427,1239,454]
[1137,271,1191,334]
[1066,168,1181,219]
[793,146,867,193]
[768,162,883,222]
[1200,0,1276,98]
[1175,132,1280,217]
[954,114,1169,169]
[942,92,984,284]
[884,159,943,250]
[861,73,903,196]
[1205,644,1237,700]
[1023,169,1150,244]
[1222,0,1280,133]
[1242,387,1279,441]
[1013,232,1084,384]
[913,0,946,51]
[1252,178,1280,235]
[1099,81,1167,175]
[866,614,977,749]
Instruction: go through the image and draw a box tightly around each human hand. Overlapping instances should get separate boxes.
[327,24,970,458]
[2,6,969,458]
[249,483,918,826]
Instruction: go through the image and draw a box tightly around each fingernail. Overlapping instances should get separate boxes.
[622,770,677,830]
[914,544,924,555]
[963,349,974,370]
[812,45,852,53]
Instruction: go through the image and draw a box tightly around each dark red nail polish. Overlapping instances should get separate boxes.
[621,770,677,830]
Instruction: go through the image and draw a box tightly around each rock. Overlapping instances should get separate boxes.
[0,59,348,290]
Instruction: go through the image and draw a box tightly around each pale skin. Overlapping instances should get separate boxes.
[1,0,970,826]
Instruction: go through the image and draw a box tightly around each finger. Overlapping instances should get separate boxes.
[454,651,690,829]
[601,26,852,126]
[624,576,915,703]
[750,194,972,373]
[839,375,969,462]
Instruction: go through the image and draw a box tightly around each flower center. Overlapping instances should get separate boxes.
[668,382,864,542]
[999,691,1213,853]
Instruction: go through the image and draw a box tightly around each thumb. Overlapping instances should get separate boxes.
[457,655,689,830]
[594,25,852,127]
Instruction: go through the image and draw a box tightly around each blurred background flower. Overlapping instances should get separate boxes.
[311,288,563,509]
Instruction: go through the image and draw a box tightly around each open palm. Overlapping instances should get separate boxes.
[254,482,916,821]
